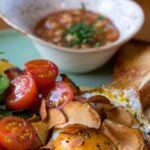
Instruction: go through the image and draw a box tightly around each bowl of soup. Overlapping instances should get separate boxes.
[0,0,144,73]
[34,9,120,49]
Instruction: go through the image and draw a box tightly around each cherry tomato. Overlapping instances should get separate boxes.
[0,116,35,150]
[45,81,74,109]
[6,75,37,110]
[25,59,58,88]
[0,145,5,150]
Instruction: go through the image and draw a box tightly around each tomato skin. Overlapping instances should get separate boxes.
[25,59,59,89]
[4,68,23,80]
[45,81,74,109]
[0,116,35,150]
[0,145,5,150]
[6,74,37,110]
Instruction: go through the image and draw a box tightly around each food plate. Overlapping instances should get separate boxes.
[0,51,149,150]
[0,29,150,149]
[0,29,112,87]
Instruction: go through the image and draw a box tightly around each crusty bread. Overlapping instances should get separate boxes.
[113,41,150,108]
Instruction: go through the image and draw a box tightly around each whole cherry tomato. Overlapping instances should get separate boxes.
[45,81,74,109]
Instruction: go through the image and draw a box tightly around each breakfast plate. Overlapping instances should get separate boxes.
[0,30,150,150]
[0,48,149,150]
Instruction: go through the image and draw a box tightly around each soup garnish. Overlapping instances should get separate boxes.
[34,8,119,49]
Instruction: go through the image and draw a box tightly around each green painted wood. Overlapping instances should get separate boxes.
[0,29,113,87]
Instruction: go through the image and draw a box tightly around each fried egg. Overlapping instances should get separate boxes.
[52,127,117,150]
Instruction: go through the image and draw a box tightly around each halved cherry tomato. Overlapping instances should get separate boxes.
[6,75,37,110]
[0,145,5,150]
[45,81,74,109]
[0,116,35,150]
[25,59,58,88]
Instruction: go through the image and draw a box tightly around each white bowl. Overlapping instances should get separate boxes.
[0,0,144,73]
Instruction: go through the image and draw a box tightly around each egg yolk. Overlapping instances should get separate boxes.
[52,127,117,150]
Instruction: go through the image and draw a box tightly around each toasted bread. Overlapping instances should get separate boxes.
[114,41,150,108]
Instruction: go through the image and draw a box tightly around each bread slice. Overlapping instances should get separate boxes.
[113,41,150,109]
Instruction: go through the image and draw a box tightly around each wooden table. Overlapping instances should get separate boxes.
[0,19,10,29]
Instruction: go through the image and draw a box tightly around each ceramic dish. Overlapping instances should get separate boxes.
[0,0,144,73]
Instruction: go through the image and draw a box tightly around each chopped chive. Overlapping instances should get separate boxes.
[104,140,111,145]
[94,42,100,48]
[81,3,86,11]
[97,15,106,20]
[64,22,95,47]
[85,132,91,139]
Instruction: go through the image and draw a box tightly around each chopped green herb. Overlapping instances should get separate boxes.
[81,3,86,11]
[98,28,104,35]
[64,22,97,47]
[85,132,91,139]
[97,15,106,20]
[104,140,111,145]
[94,42,100,48]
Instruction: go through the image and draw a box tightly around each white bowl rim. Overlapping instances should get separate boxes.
[0,0,144,54]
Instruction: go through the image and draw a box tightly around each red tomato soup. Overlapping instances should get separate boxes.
[34,9,120,49]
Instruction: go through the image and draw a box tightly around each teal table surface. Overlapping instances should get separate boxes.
[0,29,113,87]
